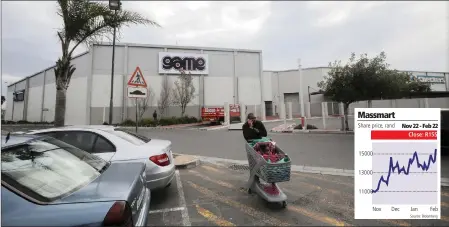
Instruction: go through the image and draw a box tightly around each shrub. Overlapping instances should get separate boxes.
[176,116,200,124]
[1,120,54,125]
[176,116,189,124]
[190,116,201,123]
[140,118,155,127]
[158,117,176,126]
[294,124,318,130]
[120,119,136,126]
[121,116,201,127]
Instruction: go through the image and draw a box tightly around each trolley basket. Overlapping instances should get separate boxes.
[245,142,291,183]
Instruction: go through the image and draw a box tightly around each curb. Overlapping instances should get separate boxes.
[185,154,355,177]
[173,153,201,169]
[185,154,449,186]
[198,125,229,131]
[270,123,296,133]
[120,126,182,130]
[1,124,54,127]
[119,123,228,131]
[119,124,203,130]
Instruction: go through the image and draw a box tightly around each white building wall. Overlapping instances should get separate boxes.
[42,69,56,123]
[167,75,200,106]
[64,54,90,125]
[126,46,162,109]
[265,67,449,117]
[138,76,162,106]
[203,50,236,106]
[267,69,318,116]
[65,77,89,125]
[91,75,124,109]
[262,71,273,102]
[204,50,235,78]
[7,43,262,124]
[238,77,262,105]
[97,43,262,121]
[12,80,26,121]
[277,70,301,94]
[5,86,14,121]
[27,72,44,122]
[5,52,90,124]
[40,54,90,125]
[204,77,234,106]
[270,71,280,106]
[410,71,447,91]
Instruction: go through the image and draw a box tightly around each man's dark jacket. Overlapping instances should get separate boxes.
[242,120,267,141]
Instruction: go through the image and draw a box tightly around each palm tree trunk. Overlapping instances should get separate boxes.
[54,89,67,126]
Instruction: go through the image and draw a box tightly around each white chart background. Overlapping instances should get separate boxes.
[354,108,441,219]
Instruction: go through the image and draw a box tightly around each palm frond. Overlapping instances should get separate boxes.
[56,0,159,57]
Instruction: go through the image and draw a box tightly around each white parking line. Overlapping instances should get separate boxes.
[175,170,191,226]
[149,207,185,214]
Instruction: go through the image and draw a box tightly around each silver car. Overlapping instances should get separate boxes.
[26,125,175,190]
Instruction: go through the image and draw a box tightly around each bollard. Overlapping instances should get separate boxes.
[321,102,327,130]
[281,103,286,125]
[288,102,293,120]
[240,103,246,123]
[224,102,230,125]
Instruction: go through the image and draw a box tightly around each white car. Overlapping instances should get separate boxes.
[26,125,175,190]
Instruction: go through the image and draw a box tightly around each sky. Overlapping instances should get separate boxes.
[1,1,449,96]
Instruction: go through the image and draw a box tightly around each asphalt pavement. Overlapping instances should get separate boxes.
[135,128,449,178]
[3,124,449,225]
[148,162,449,226]
[138,129,355,168]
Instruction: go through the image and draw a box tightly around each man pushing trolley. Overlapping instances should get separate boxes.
[242,113,291,208]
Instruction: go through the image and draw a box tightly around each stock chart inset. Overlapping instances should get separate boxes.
[354,108,441,220]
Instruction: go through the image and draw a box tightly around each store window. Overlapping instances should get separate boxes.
[13,90,25,102]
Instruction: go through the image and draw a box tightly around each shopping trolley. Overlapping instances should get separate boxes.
[245,139,291,208]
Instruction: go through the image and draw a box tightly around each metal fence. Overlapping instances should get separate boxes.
[299,97,449,130]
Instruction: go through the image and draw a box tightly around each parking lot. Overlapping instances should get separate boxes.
[3,123,449,226]
[148,162,449,226]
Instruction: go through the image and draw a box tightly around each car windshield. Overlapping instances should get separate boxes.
[1,136,109,202]
[108,129,150,145]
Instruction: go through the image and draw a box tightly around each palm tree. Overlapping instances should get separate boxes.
[54,0,159,126]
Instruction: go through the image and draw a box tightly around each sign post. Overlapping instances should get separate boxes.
[135,99,138,133]
[127,66,148,133]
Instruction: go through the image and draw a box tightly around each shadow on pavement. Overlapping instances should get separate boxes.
[147,163,449,226]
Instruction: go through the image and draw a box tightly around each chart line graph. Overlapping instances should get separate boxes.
[372,149,437,193]
[354,108,441,219]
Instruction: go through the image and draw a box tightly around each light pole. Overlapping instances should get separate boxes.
[298,59,305,113]
[108,0,121,125]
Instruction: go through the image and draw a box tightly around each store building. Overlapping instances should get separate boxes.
[5,43,264,125]
[263,67,449,117]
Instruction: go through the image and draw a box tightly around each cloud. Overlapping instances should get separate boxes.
[2,74,22,84]
[1,0,448,85]
[1,74,24,96]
